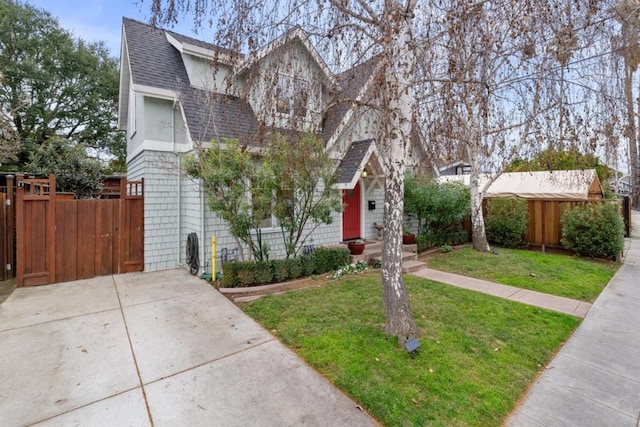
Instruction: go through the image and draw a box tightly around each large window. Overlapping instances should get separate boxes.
[275,74,309,119]
[251,181,295,230]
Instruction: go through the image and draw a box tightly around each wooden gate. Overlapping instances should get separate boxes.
[16,175,144,287]
[0,176,15,282]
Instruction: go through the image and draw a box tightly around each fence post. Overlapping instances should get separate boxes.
[5,175,14,280]
[15,175,24,287]
[48,174,56,284]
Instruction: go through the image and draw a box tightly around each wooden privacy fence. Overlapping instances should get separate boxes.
[15,175,144,287]
[467,198,626,249]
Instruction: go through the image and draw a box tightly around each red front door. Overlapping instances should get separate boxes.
[342,181,361,241]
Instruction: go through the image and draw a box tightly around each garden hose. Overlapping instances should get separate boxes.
[186,232,199,275]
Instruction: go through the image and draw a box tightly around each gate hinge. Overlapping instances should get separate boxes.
[6,264,11,271]
[4,199,9,206]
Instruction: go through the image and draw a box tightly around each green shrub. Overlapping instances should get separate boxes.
[221,262,242,288]
[314,247,350,274]
[416,235,430,252]
[300,253,316,276]
[271,259,289,283]
[404,173,470,236]
[416,229,467,252]
[561,202,625,258]
[236,267,255,287]
[286,257,303,279]
[221,247,349,287]
[253,261,273,284]
[449,230,469,246]
[485,198,529,248]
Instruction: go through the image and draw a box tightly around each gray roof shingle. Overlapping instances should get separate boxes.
[335,139,373,184]
[124,18,259,143]
[123,17,376,148]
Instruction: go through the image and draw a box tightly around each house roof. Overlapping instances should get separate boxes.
[121,18,379,149]
[321,55,381,146]
[334,139,386,190]
[123,18,260,143]
[438,169,604,200]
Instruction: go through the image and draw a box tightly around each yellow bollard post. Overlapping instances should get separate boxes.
[211,236,217,278]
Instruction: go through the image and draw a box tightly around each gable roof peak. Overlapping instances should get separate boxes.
[235,26,337,87]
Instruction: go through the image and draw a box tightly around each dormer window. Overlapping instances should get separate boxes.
[275,74,309,119]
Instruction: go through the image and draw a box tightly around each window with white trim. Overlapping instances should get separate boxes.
[275,74,310,120]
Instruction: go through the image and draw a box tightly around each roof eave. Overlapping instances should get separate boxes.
[165,32,235,64]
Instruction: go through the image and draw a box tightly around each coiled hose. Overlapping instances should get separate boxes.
[186,232,199,275]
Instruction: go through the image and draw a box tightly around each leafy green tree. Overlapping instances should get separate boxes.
[184,139,272,262]
[0,0,124,169]
[262,133,342,258]
[26,136,102,198]
[404,172,470,236]
[508,148,614,189]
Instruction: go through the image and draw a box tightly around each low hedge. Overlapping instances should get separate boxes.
[221,246,350,288]
[416,229,469,252]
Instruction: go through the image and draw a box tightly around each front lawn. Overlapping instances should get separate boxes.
[241,274,579,426]
[426,247,617,302]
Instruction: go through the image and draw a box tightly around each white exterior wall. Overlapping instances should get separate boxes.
[247,42,323,131]
[182,54,234,94]
[128,93,145,156]
[361,180,385,240]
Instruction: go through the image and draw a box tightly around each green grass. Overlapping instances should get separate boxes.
[242,274,579,426]
[427,247,618,302]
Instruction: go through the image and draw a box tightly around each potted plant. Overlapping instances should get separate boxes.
[403,224,416,244]
[347,238,366,255]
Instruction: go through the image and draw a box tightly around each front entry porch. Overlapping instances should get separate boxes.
[343,240,425,273]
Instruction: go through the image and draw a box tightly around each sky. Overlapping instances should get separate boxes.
[27,0,206,58]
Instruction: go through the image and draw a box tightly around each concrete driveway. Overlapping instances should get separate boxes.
[0,269,376,426]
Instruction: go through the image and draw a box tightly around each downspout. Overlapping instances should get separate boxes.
[201,179,206,275]
[173,97,182,267]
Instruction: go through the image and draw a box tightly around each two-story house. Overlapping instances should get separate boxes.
[118,18,421,273]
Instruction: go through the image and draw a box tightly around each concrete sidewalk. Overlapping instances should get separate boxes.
[0,269,376,426]
[411,268,592,318]
[508,212,640,426]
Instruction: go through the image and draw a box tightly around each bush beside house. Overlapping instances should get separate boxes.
[221,247,350,287]
[561,202,625,259]
[404,174,471,252]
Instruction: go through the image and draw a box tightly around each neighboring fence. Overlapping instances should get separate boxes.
[525,199,627,248]
[15,175,144,287]
[463,198,628,249]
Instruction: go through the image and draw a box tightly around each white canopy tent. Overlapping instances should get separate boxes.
[438,169,604,201]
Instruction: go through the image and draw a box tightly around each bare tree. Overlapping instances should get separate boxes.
[146,0,422,341]
[422,1,556,251]
[613,0,640,206]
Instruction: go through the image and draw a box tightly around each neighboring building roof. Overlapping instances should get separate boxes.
[438,169,604,200]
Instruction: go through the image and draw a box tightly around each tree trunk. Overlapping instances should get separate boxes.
[624,65,639,209]
[469,157,490,252]
[380,6,418,343]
